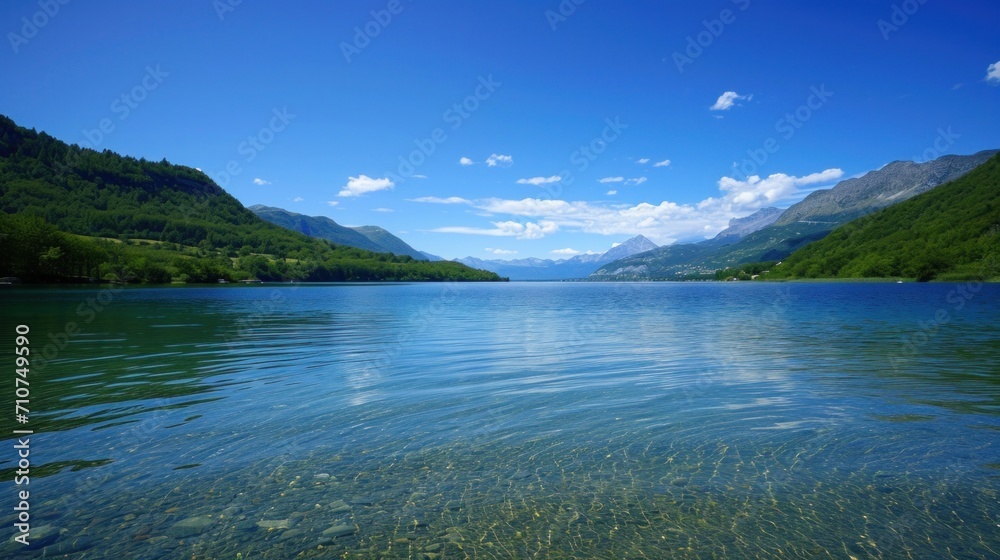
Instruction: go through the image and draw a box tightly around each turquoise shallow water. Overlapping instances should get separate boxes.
[1,282,999,558]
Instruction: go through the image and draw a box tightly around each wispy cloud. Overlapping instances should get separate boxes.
[338,175,394,197]
[710,91,751,111]
[253,177,270,185]
[486,153,513,167]
[606,189,617,195]
[459,157,474,166]
[372,207,394,213]
[293,196,304,202]
[636,158,650,164]
[412,174,428,179]
[551,248,582,255]
[416,168,843,244]
[987,60,1000,84]
[326,200,339,206]
[431,220,559,239]
[598,176,625,183]
[409,196,472,204]
[626,177,647,185]
[653,159,671,167]
[486,247,518,255]
[516,176,561,186]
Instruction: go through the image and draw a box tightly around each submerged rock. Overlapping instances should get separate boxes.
[166,516,215,538]
[329,500,352,514]
[41,535,94,555]
[322,524,357,538]
[9,524,63,550]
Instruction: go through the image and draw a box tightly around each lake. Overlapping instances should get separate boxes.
[2,282,999,558]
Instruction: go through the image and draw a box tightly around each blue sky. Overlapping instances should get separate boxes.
[2,0,998,260]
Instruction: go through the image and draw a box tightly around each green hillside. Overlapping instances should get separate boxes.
[351,225,426,260]
[0,115,503,283]
[769,154,1000,281]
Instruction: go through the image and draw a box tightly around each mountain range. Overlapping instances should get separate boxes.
[248,205,428,260]
[457,235,659,280]
[591,150,1000,280]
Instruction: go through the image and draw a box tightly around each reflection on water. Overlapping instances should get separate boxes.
[1,282,999,558]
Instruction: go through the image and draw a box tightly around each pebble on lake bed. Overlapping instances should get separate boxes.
[256,519,292,530]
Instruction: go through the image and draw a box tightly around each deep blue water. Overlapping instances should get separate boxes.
[2,282,999,558]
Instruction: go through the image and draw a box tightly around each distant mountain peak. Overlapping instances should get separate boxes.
[601,235,658,262]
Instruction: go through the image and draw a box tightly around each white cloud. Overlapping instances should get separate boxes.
[431,220,558,239]
[606,189,618,195]
[486,154,513,167]
[372,207,394,213]
[421,167,842,244]
[459,157,474,166]
[626,177,647,185]
[338,175,394,197]
[636,158,650,164]
[410,196,472,204]
[326,200,340,206]
[253,177,270,185]
[653,159,671,167]
[598,176,625,183]
[716,168,843,208]
[486,248,518,255]
[516,176,561,186]
[711,91,751,111]
[551,248,581,255]
[412,174,428,179]
[987,60,1000,84]
[293,197,304,202]
[611,242,621,248]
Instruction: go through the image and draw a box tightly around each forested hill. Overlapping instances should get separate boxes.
[768,154,1000,281]
[0,115,503,283]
